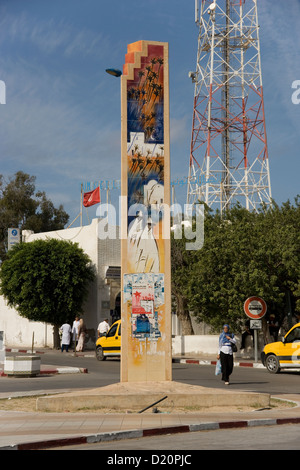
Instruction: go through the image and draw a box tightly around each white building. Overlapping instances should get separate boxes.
[0,217,253,357]
[0,218,120,349]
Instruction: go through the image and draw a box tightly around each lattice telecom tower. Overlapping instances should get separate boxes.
[187,0,272,214]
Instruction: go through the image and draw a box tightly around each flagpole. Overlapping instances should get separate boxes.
[66,212,81,229]
[106,186,110,227]
[80,184,83,227]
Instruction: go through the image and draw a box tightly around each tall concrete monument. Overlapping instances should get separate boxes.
[34,39,271,415]
[121,41,172,382]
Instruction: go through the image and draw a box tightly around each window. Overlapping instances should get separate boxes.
[286,327,300,343]
[107,324,118,338]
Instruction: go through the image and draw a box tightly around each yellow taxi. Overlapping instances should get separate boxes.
[95,320,121,361]
[261,322,300,373]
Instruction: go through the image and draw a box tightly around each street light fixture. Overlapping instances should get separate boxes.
[105,68,122,77]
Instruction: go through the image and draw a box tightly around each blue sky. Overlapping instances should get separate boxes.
[0,0,299,227]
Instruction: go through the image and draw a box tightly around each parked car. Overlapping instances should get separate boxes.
[95,320,121,361]
[261,322,300,373]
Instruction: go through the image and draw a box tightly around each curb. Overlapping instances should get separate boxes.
[5,348,45,355]
[0,367,88,377]
[2,416,300,450]
[39,367,88,375]
[173,358,264,369]
[5,348,94,358]
[5,348,263,369]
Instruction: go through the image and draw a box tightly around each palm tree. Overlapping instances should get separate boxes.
[155,57,163,83]
[137,70,145,88]
[145,156,152,167]
[129,157,137,175]
[150,57,157,67]
[132,189,144,204]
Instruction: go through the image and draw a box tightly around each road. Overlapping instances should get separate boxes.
[1,349,300,399]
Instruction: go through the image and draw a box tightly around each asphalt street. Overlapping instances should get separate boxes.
[1,348,300,400]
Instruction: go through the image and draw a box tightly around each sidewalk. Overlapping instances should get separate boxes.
[0,348,299,450]
[1,393,300,450]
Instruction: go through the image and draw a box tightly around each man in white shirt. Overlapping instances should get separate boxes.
[60,322,72,352]
[97,318,110,338]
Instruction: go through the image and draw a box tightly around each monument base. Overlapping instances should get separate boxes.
[36,381,270,412]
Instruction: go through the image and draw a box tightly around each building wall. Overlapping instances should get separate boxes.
[0,218,120,349]
[97,226,121,326]
[172,333,263,359]
[0,294,53,348]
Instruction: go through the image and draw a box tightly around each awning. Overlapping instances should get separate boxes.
[105,266,121,280]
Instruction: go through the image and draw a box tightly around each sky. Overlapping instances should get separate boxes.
[0,0,299,227]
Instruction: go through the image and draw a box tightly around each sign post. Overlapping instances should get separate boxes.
[8,228,20,251]
[244,297,267,362]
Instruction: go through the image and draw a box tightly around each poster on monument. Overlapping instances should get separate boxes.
[124,273,163,341]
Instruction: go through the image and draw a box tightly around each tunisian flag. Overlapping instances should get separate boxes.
[83,187,100,207]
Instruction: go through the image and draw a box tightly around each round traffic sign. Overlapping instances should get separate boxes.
[244,296,267,319]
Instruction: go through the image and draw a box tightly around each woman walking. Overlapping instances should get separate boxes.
[217,324,236,385]
[76,318,87,352]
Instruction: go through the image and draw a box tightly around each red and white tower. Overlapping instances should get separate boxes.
[187,0,272,214]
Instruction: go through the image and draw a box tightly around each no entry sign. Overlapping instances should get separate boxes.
[244,296,267,319]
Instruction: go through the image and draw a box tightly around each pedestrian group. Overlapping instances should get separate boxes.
[59,315,87,352]
[59,316,113,352]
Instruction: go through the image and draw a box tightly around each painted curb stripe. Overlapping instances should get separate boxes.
[17,436,87,450]
[219,420,248,429]
[143,425,190,437]
[173,358,264,368]
[3,416,300,450]
[276,417,300,425]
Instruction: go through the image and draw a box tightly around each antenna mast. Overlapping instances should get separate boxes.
[187,0,272,214]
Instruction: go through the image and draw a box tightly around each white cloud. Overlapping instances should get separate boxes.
[0,10,116,62]
[259,1,300,96]
[0,9,122,188]
[1,91,120,179]
[170,116,190,145]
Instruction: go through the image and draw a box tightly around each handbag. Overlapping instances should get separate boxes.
[215,359,222,376]
[229,332,237,352]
